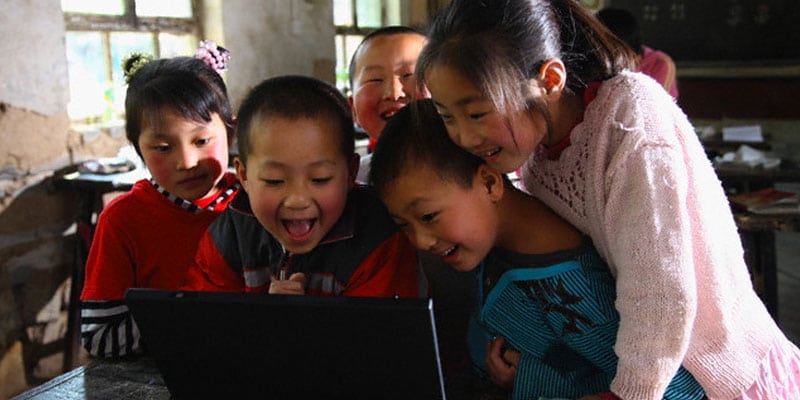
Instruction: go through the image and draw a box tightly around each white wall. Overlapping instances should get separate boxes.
[0,0,69,115]
[221,0,336,109]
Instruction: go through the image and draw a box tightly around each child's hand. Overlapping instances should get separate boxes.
[268,272,306,295]
[486,335,519,389]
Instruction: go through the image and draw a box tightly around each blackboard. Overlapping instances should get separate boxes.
[605,0,800,64]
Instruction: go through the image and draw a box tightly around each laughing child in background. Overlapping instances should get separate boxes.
[347,25,430,184]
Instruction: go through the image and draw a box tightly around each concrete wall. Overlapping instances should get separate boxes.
[0,0,71,196]
[222,0,335,109]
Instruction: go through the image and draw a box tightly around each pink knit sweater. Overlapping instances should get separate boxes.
[521,71,781,400]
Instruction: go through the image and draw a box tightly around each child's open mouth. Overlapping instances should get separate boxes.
[282,218,316,242]
[381,106,403,120]
[482,147,501,161]
[440,245,459,264]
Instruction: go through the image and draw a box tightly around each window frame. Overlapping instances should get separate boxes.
[64,0,201,34]
[334,0,403,94]
[333,0,444,94]
[63,0,202,124]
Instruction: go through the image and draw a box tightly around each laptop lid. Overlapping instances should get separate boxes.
[125,288,447,399]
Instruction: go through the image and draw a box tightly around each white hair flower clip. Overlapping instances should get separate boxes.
[194,40,231,74]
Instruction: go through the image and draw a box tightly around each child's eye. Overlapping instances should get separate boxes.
[311,177,333,184]
[469,112,489,120]
[420,212,437,223]
[195,137,212,146]
[437,113,453,123]
[151,144,171,152]
[263,179,284,186]
[392,219,408,229]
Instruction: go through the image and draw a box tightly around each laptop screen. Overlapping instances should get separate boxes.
[125,288,447,399]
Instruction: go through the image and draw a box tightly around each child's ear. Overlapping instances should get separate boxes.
[531,58,567,97]
[228,115,238,143]
[234,157,248,187]
[477,164,504,201]
[349,153,360,186]
[347,96,359,124]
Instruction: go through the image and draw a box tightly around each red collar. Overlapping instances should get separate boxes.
[541,81,602,160]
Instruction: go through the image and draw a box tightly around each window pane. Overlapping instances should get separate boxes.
[335,34,364,92]
[62,0,125,15]
[356,0,381,28]
[135,0,192,18]
[335,35,347,91]
[333,0,353,27]
[110,32,153,84]
[159,33,197,58]
[109,33,154,116]
[385,0,401,26]
[65,32,110,120]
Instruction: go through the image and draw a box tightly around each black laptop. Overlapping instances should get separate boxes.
[125,288,447,399]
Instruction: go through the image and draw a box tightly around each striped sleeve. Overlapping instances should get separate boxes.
[80,300,142,358]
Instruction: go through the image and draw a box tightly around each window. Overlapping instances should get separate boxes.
[332,0,403,94]
[62,0,199,128]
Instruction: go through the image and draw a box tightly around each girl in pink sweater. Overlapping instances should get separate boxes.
[417,0,800,399]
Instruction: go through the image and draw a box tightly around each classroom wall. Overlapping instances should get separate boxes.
[679,76,800,164]
[0,0,71,190]
[222,1,335,109]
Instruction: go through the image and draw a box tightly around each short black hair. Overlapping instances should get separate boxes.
[369,98,483,197]
[235,75,355,166]
[347,25,426,91]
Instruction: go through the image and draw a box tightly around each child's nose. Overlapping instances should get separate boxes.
[408,226,436,251]
[383,76,406,100]
[283,186,311,209]
[177,148,198,170]
[449,123,483,150]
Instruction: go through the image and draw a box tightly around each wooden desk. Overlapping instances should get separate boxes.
[52,168,148,373]
[735,212,800,321]
[716,163,800,194]
[12,358,169,400]
[712,163,800,322]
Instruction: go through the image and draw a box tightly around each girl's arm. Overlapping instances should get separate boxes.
[80,213,142,358]
[80,299,142,358]
[603,141,697,399]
